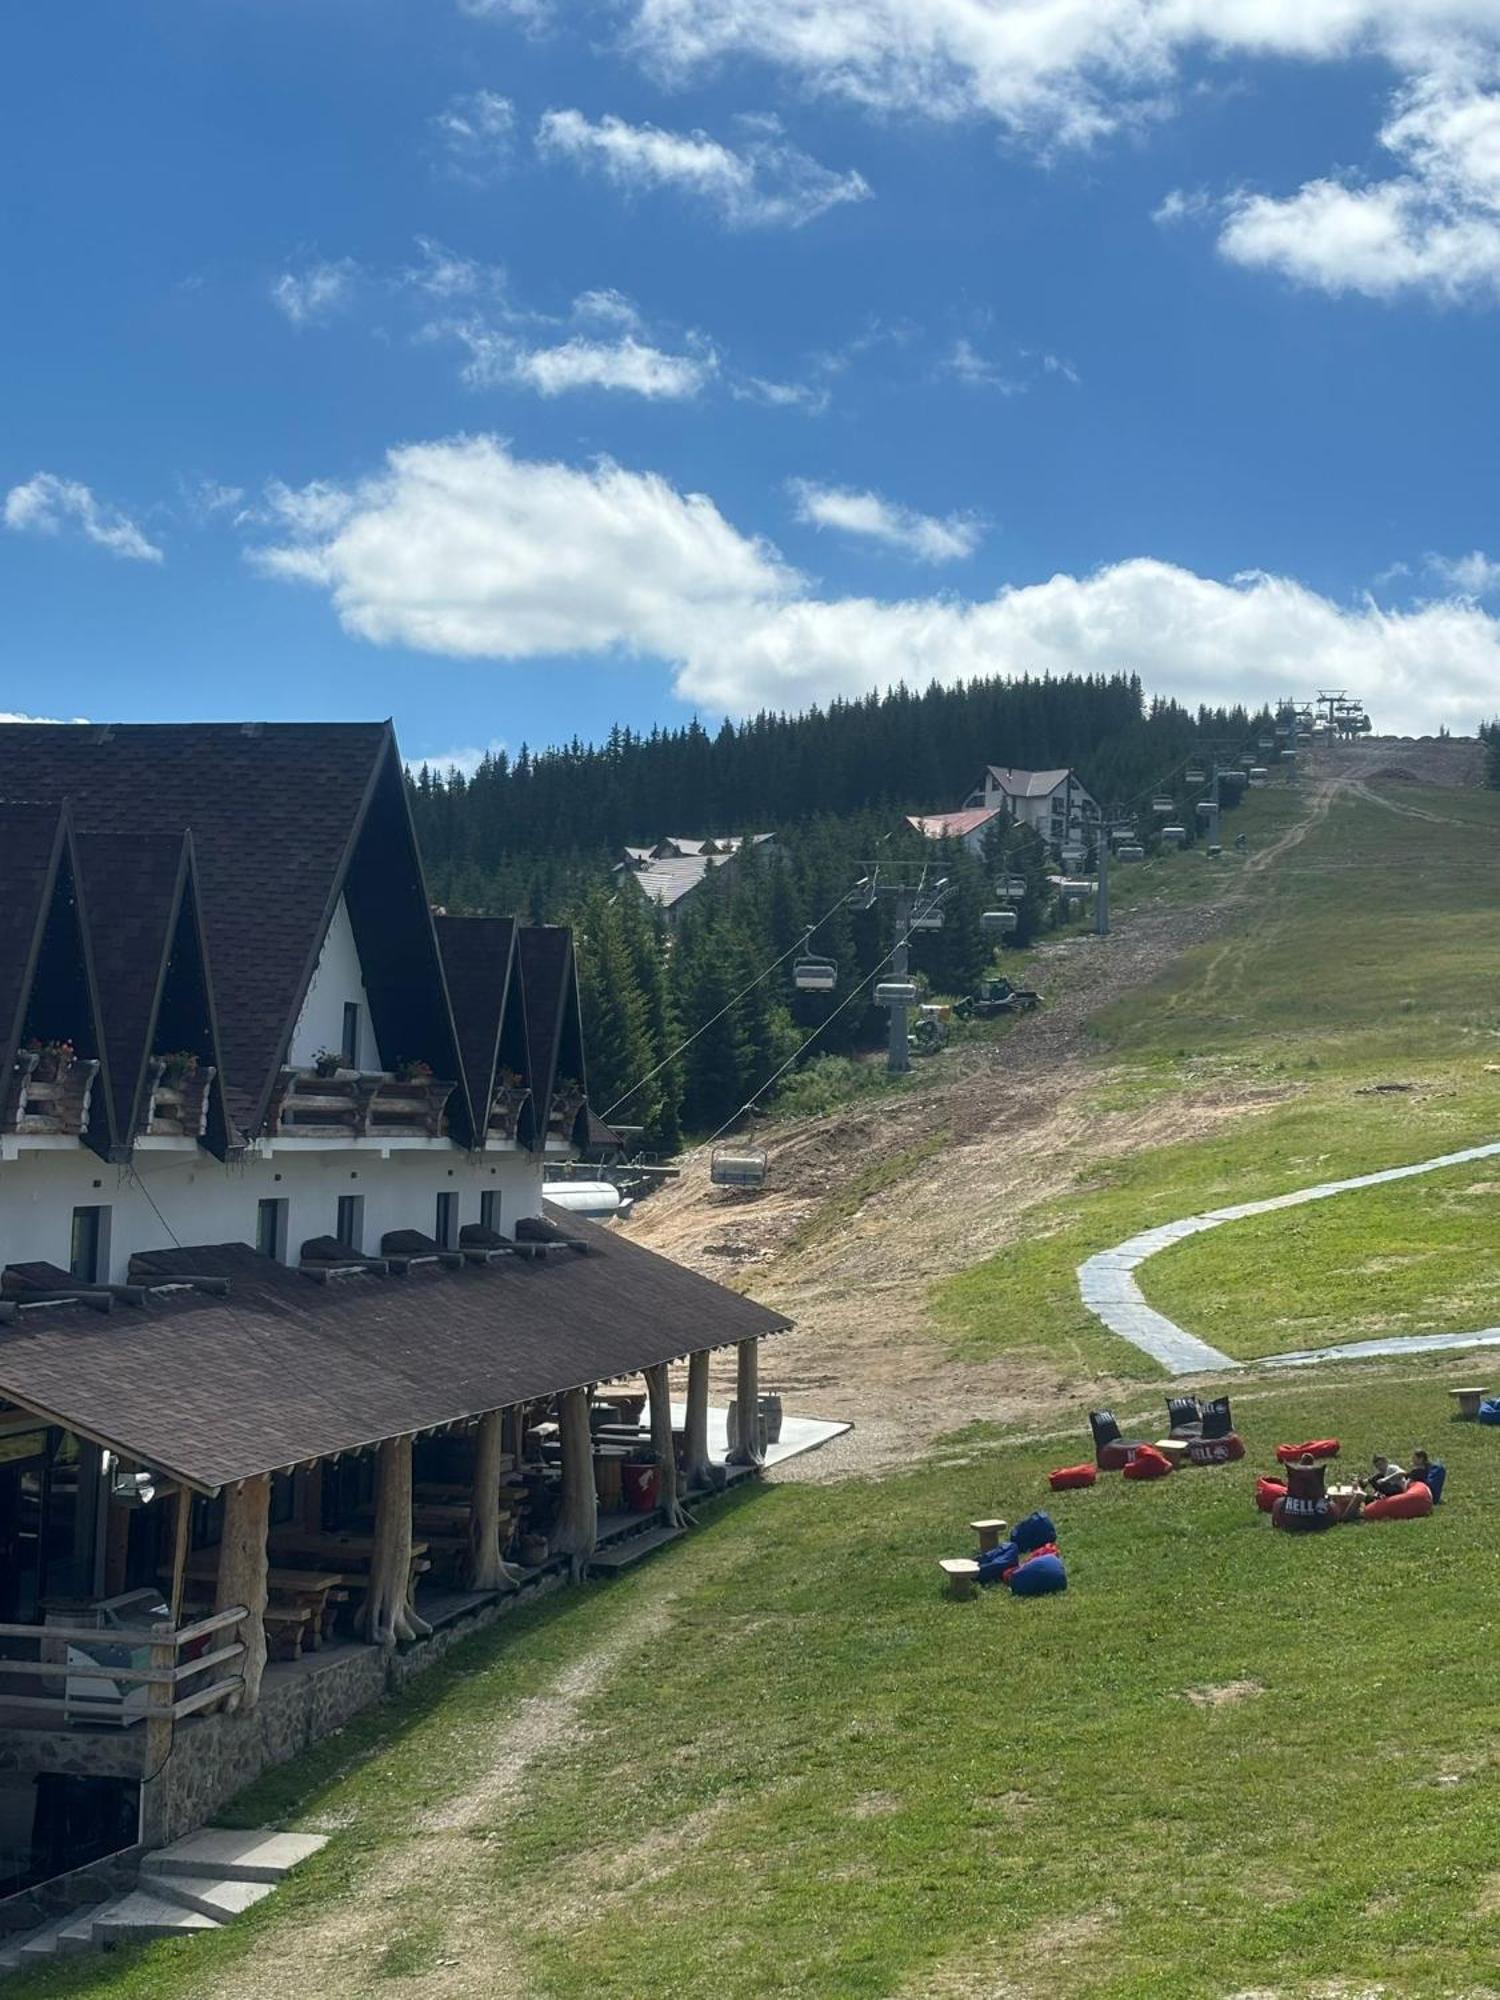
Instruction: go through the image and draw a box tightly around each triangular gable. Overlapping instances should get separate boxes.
[0,722,392,1139]
[434,915,530,1149]
[516,925,587,1150]
[0,722,470,1145]
[0,804,68,1088]
[75,831,233,1160]
[1,805,116,1158]
[336,737,473,1145]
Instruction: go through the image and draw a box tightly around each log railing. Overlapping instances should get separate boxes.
[267,1068,457,1140]
[0,1604,249,1729]
[2,1053,101,1139]
[140,1060,216,1140]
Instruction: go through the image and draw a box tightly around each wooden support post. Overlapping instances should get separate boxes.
[549,1388,598,1575]
[645,1363,692,1530]
[467,1410,524,1591]
[103,1496,131,1598]
[682,1350,715,1493]
[214,1475,270,1714]
[725,1337,764,1467]
[166,1485,193,1626]
[299,1460,324,1532]
[140,1621,178,1848]
[365,1435,432,1648]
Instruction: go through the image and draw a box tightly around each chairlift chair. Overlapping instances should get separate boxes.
[875,980,919,1008]
[1248,766,1268,787]
[1185,766,1206,784]
[1117,843,1145,862]
[793,955,837,993]
[1002,874,1029,898]
[981,909,1018,937]
[1258,735,1274,750]
[1162,825,1187,846]
[711,1145,768,1190]
[909,908,944,931]
[1152,796,1174,815]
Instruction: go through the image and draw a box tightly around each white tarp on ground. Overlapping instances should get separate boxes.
[672,1403,851,1468]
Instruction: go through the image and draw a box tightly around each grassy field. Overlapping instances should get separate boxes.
[1144,1156,1500,1360]
[933,775,1500,1377]
[20,1371,1500,2000]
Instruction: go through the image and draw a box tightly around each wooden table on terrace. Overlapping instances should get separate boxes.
[267,1532,431,1619]
[165,1560,348,1656]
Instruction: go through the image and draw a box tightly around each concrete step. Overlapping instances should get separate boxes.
[18,1909,97,1964]
[0,1914,69,1975]
[89,1890,222,1944]
[147,1828,328,1884]
[586,1524,687,1574]
[141,1872,276,1923]
[56,1908,107,1955]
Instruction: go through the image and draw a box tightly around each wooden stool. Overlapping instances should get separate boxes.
[939,1558,982,1602]
[1450,1387,1488,1421]
[1154,1438,1190,1467]
[970,1518,1008,1553]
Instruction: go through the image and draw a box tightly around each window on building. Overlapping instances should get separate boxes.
[69,1206,108,1285]
[479,1189,502,1236]
[256,1197,289,1263]
[340,1001,361,1071]
[435,1191,458,1249]
[336,1194,364,1252]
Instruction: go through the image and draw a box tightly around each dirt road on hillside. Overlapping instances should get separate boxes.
[624,741,1480,1479]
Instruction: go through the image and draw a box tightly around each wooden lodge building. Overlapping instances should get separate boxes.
[0,722,788,1908]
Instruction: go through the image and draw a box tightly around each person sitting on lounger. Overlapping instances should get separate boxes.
[1407,1449,1446,1502]
[1365,1454,1408,1497]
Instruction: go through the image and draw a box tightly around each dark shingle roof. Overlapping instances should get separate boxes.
[517,925,575,1140]
[0,804,65,1081]
[0,723,391,1134]
[72,830,190,1145]
[435,915,519,1128]
[0,1213,791,1489]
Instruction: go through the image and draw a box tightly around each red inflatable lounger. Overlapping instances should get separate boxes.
[1363,1484,1435,1521]
[1049,1464,1098,1491]
[1275,1439,1340,1465]
[1122,1444,1173,1481]
[1256,1477,1287,1513]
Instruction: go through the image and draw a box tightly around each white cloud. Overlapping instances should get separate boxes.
[434,90,515,179]
[457,0,547,22]
[429,289,716,399]
[247,433,1500,734]
[789,479,982,562]
[1217,70,1500,300]
[731,374,832,413]
[622,2,1500,143]
[536,106,870,227]
[403,238,496,301]
[0,710,88,724]
[4,473,163,563]
[270,259,358,325]
[1426,548,1500,593]
[944,337,1027,392]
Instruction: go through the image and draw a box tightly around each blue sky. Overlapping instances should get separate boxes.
[5,0,1500,767]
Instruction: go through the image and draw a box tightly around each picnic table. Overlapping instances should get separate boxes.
[268,1531,430,1615]
[164,1559,348,1655]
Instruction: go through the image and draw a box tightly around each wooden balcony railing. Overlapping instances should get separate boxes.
[141,1061,216,1140]
[268,1068,457,1140]
[486,1083,530,1143]
[548,1088,586,1141]
[2,1052,100,1139]
[0,1604,248,1732]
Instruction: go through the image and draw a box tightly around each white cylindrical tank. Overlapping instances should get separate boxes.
[544,1181,623,1216]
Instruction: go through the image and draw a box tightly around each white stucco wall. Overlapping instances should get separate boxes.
[0,1143,545,1283]
[287,895,383,1072]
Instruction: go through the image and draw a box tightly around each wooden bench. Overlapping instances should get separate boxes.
[939,1558,982,1602]
[1450,1386,1489,1421]
[263,1605,313,1660]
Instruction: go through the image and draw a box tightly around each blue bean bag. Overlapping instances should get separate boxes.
[1009,1552,1067,1597]
[1013,1510,1057,1553]
[978,1541,1019,1585]
[1478,1399,1500,1425]
[1419,1462,1447,1505]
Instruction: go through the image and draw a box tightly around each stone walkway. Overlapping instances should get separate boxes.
[1077,1140,1500,1377]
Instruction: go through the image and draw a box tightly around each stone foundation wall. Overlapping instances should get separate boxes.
[144,1568,567,1844]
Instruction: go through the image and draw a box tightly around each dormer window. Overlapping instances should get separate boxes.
[340,1002,360,1071]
